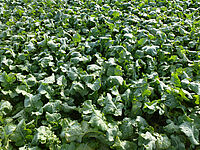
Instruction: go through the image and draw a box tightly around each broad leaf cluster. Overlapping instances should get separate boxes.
[0,0,200,149]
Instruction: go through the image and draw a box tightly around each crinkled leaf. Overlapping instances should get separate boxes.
[112,136,137,150]
[156,134,171,149]
[87,64,101,72]
[86,78,101,91]
[139,131,156,150]
[41,74,55,84]
[179,122,199,145]
[107,76,124,86]
[33,126,60,145]
[82,100,108,131]
[0,100,13,115]
[142,45,159,56]
[60,120,89,143]
[46,112,61,123]
[57,75,67,86]
[98,93,123,116]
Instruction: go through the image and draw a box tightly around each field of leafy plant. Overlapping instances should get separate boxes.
[0,0,200,149]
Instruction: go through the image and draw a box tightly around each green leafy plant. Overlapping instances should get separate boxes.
[0,0,200,149]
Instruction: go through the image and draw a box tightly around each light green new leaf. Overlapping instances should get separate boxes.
[107,65,123,76]
[138,38,147,46]
[73,33,81,43]
[171,72,181,87]
[0,71,16,84]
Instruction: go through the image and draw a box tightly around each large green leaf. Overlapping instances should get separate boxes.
[82,100,108,131]
[86,78,101,91]
[98,93,123,116]
[179,122,199,145]
[1,0,200,149]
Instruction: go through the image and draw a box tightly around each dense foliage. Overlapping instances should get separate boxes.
[0,0,200,149]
